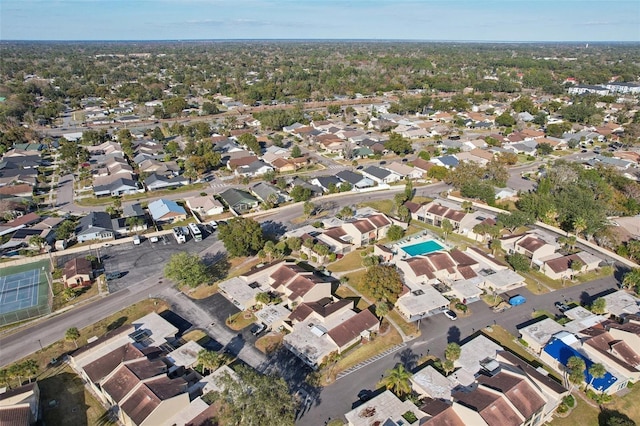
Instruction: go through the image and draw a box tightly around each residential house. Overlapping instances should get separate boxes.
[361,166,401,184]
[541,252,601,280]
[76,212,115,243]
[383,162,423,180]
[0,382,40,426]
[335,170,374,189]
[270,157,297,173]
[581,328,640,383]
[235,160,274,177]
[310,176,343,193]
[63,257,94,288]
[268,264,332,308]
[518,318,566,354]
[340,213,393,247]
[396,284,450,322]
[412,158,436,175]
[185,195,224,217]
[432,155,459,169]
[600,290,640,318]
[501,234,557,266]
[147,199,187,224]
[144,174,189,191]
[219,188,259,212]
[93,177,141,197]
[344,390,426,426]
[412,200,467,229]
[284,298,379,368]
[251,182,287,205]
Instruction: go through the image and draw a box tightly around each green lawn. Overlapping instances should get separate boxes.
[551,384,640,426]
[358,199,395,216]
[335,285,371,311]
[76,183,206,206]
[328,250,366,273]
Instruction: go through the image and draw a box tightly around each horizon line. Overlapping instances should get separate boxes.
[1,38,639,44]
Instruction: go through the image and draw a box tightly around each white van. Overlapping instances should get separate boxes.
[133,235,141,245]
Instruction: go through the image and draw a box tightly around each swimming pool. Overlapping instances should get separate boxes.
[401,239,445,256]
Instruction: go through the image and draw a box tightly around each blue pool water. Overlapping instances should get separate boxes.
[401,240,445,256]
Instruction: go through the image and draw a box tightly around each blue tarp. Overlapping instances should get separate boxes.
[509,295,526,306]
[544,338,618,392]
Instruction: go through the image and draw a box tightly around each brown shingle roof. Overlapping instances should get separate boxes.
[544,254,581,273]
[0,184,32,196]
[497,351,567,394]
[0,405,31,426]
[101,358,167,403]
[228,155,259,168]
[478,372,546,419]
[328,309,378,348]
[468,247,507,267]
[457,266,477,280]
[365,214,391,228]
[351,219,376,233]
[425,252,456,272]
[454,387,522,426]
[83,343,146,383]
[405,258,435,279]
[426,204,449,217]
[269,264,306,288]
[444,209,466,223]
[404,201,421,213]
[517,236,547,253]
[584,330,640,369]
[287,275,316,300]
[449,249,477,267]
[63,257,93,278]
[412,158,435,172]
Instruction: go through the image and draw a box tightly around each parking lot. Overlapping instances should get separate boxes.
[101,233,215,292]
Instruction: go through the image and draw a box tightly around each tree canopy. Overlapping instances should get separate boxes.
[164,252,211,287]
[218,217,265,257]
[212,366,296,426]
[363,265,403,304]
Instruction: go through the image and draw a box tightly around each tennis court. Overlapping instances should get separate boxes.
[0,259,52,326]
[0,269,42,314]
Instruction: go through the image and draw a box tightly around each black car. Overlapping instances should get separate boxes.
[357,389,373,401]
[554,301,571,312]
[250,323,266,336]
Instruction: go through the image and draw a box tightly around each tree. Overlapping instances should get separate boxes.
[198,349,224,374]
[285,237,302,252]
[56,219,76,241]
[375,301,390,323]
[380,364,412,397]
[404,180,414,201]
[489,238,502,255]
[125,216,144,234]
[622,269,640,292]
[590,297,606,315]
[570,259,584,276]
[442,359,455,376]
[290,185,312,202]
[384,133,412,155]
[445,342,461,362]
[28,235,45,250]
[497,211,533,233]
[441,219,453,241]
[214,365,296,426]
[427,165,449,181]
[363,265,403,304]
[588,363,606,390]
[303,201,315,218]
[573,217,587,238]
[164,252,210,287]
[537,142,553,156]
[290,144,302,158]
[218,217,265,257]
[566,356,586,389]
[604,412,637,426]
[21,359,38,383]
[506,253,530,272]
[362,255,380,268]
[496,112,516,127]
[65,327,80,348]
[387,224,405,241]
[461,201,473,213]
[337,206,354,219]
[238,133,261,155]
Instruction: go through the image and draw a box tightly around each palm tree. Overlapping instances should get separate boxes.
[197,349,222,374]
[588,363,607,391]
[442,360,455,376]
[445,342,461,362]
[573,217,587,238]
[566,356,586,390]
[8,363,24,387]
[622,268,640,291]
[21,359,38,383]
[461,201,473,213]
[381,364,412,397]
[125,216,144,234]
[489,238,502,255]
[375,301,390,324]
[65,327,80,348]
[29,235,46,251]
[441,219,453,241]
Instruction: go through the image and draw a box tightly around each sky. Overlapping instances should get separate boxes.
[1,0,639,42]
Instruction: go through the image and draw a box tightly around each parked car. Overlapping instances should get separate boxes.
[443,309,457,321]
[105,272,121,280]
[250,323,266,336]
[357,389,373,401]
[149,235,159,243]
[554,301,571,312]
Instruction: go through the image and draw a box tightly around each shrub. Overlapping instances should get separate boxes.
[556,403,569,414]
[563,395,575,408]
[518,338,529,347]
[455,303,468,312]
[300,253,308,260]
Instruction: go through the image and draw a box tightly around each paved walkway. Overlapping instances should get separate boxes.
[335,342,406,380]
